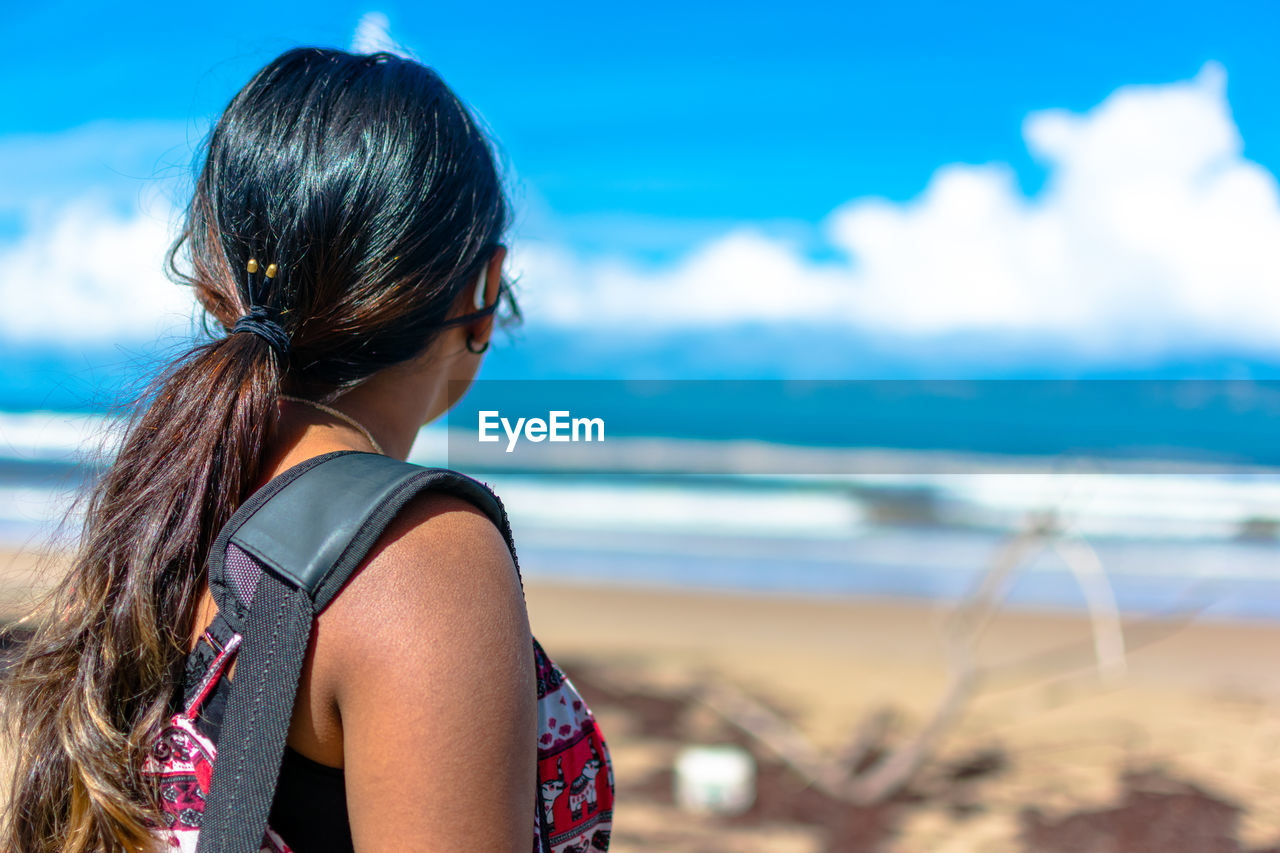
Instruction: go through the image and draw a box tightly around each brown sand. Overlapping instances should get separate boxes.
[6,548,1280,851]
[523,581,1280,852]
[0,545,63,624]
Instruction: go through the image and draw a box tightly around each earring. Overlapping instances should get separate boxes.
[466,334,490,354]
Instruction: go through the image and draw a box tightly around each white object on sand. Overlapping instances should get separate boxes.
[674,744,756,816]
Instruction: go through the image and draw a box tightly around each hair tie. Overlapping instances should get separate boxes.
[232,305,291,357]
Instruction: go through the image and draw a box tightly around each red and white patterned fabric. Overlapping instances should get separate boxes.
[532,639,614,852]
[143,632,293,852]
[143,631,613,852]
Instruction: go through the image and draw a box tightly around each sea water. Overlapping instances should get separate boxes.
[4,409,1280,622]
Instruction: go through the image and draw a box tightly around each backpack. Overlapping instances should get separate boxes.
[141,450,613,853]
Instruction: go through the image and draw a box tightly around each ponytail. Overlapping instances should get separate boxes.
[2,332,281,852]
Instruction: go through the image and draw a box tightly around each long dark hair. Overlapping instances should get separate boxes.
[1,47,513,852]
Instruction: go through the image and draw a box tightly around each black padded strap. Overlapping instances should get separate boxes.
[229,453,423,599]
[206,450,353,629]
[196,451,518,853]
[308,463,520,612]
[208,451,518,630]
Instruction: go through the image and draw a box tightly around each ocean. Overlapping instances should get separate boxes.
[5,382,1280,622]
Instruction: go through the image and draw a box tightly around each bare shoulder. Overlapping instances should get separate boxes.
[305,488,538,847]
[316,487,530,674]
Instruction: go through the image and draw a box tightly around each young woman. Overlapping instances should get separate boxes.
[1,48,612,852]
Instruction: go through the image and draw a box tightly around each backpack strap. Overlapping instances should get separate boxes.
[196,450,517,853]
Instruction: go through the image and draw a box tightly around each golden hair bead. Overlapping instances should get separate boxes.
[247,258,259,273]
[265,263,278,279]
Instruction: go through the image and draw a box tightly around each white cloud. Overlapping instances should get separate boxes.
[515,234,851,328]
[6,63,1280,363]
[350,12,414,59]
[513,63,1280,358]
[0,189,197,345]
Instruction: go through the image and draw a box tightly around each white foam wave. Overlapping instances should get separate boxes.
[0,410,117,462]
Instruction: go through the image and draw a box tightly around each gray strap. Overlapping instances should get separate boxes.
[196,571,312,853]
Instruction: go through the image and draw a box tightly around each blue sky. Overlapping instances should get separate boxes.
[7,1,1278,222]
[3,1,1280,406]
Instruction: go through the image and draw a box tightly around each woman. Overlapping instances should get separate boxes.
[1,47,612,852]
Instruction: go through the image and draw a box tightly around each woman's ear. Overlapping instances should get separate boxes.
[473,265,489,310]
[466,246,507,346]
[481,246,506,311]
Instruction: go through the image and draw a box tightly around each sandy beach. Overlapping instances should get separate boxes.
[527,580,1280,852]
[6,546,1280,851]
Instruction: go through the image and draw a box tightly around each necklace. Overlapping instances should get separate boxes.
[279,395,386,456]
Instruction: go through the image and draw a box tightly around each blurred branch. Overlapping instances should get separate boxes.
[1051,535,1127,682]
[687,497,1156,808]
[844,661,982,804]
[833,707,896,774]
[693,678,852,797]
[840,512,1060,804]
